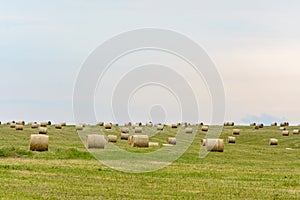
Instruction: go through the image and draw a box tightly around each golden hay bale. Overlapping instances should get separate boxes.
[206,139,224,152]
[121,127,129,133]
[250,123,256,126]
[167,137,176,145]
[157,125,164,131]
[185,127,193,134]
[15,125,24,131]
[135,122,142,127]
[39,127,48,134]
[30,134,49,151]
[280,122,289,127]
[224,122,234,126]
[105,123,112,129]
[227,136,236,143]
[271,122,277,126]
[107,135,117,143]
[10,123,16,128]
[254,125,260,130]
[98,122,104,126]
[61,122,67,126]
[40,122,48,127]
[148,142,159,147]
[31,123,38,129]
[120,133,129,140]
[134,127,142,133]
[146,122,153,127]
[258,123,264,128]
[55,124,62,129]
[16,121,25,125]
[76,125,83,131]
[282,130,289,136]
[201,125,209,132]
[200,139,206,146]
[131,135,149,147]
[293,129,299,134]
[125,122,132,126]
[233,129,240,135]
[279,127,286,131]
[171,124,178,128]
[269,138,278,145]
[86,134,106,149]
[47,121,52,125]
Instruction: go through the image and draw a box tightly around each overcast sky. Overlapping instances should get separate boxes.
[0,1,299,125]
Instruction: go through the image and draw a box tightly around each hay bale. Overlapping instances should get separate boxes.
[280,122,289,127]
[76,125,83,131]
[258,123,264,128]
[148,142,159,147]
[121,127,129,133]
[120,133,129,140]
[40,122,47,127]
[293,129,299,134]
[135,122,142,127]
[271,122,277,126]
[107,135,117,143]
[185,127,193,134]
[224,122,234,126]
[250,123,256,126]
[157,125,164,131]
[16,121,25,125]
[86,134,106,149]
[206,139,224,152]
[171,124,178,128]
[10,123,16,128]
[30,134,49,151]
[98,122,104,126]
[254,125,260,130]
[15,125,23,130]
[131,135,149,147]
[125,122,132,126]
[61,122,67,126]
[279,127,286,131]
[233,129,240,135]
[227,136,236,143]
[282,130,289,136]
[105,123,112,129]
[31,123,38,129]
[269,138,278,145]
[200,139,206,146]
[146,122,153,127]
[47,121,52,125]
[201,125,209,132]
[167,137,176,145]
[134,127,142,133]
[55,124,62,129]
[127,135,133,145]
[39,127,48,134]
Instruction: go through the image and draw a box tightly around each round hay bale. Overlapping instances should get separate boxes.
[47,121,52,125]
[148,142,159,147]
[104,123,112,129]
[16,121,25,125]
[39,127,48,134]
[30,134,49,151]
[31,123,38,129]
[233,129,240,135]
[134,127,142,133]
[120,133,129,140]
[293,129,299,134]
[227,136,236,143]
[157,125,164,131]
[258,123,264,128]
[40,122,47,127]
[131,135,149,147]
[55,124,62,129]
[98,122,104,126]
[271,122,277,126]
[146,122,153,127]
[282,130,289,136]
[224,122,234,126]
[254,125,260,130]
[171,124,178,128]
[199,122,204,126]
[185,127,193,134]
[200,139,206,146]
[269,138,278,145]
[201,125,209,132]
[61,122,67,126]
[167,137,176,145]
[280,122,289,127]
[76,125,83,131]
[121,127,129,133]
[250,123,256,126]
[206,139,224,152]
[279,127,286,131]
[107,135,117,143]
[125,122,132,126]
[15,125,23,131]
[135,122,142,127]
[10,123,16,128]
[86,134,106,149]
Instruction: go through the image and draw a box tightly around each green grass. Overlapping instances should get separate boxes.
[0,124,299,199]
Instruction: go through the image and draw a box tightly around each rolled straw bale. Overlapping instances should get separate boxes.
[167,137,176,145]
[224,122,234,126]
[269,138,278,145]
[30,134,49,151]
[185,127,193,134]
[280,122,289,127]
[157,125,164,131]
[86,134,106,149]
[121,127,129,133]
[293,129,299,134]
[79,123,86,128]
[15,125,23,130]
[135,122,142,127]
[233,129,240,135]
[61,122,67,126]
[55,124,62,129]
[31,123,38,129]
[16,121,25,125]
[98,122,104,126]
[200,139,206,146]
[40,122,47,127]
[134,127,142,133]
[105,123,112,129]
[199,122,204,126]
[125,122,132,126]
[115,124,119,126]
[131,135,149,147]
[10,123,16,128]
[250,123,256,126]
[171,124,178,128]
[271,122,277,126]
[206,139,224,152]
[258,123,264,128]
[47,121,52,125]
[279,127,286,131]
[76,125,83,131]
[107,135,117,143]
[146,122,153,127]
[39,127,48,134]
[120,133,129,140]
[201,125,209,132]
[254,125,260,130]
[227,136,236,143]
[148,142,159,147]
[282,130,289,136]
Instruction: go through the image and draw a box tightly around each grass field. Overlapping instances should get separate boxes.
[0,124,299,199]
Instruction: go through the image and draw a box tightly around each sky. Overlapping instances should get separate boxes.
[0,0,299,125]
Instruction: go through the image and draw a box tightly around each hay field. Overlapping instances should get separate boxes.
[0,124,299,199]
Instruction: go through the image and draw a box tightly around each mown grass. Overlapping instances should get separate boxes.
[0,124,299,199]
